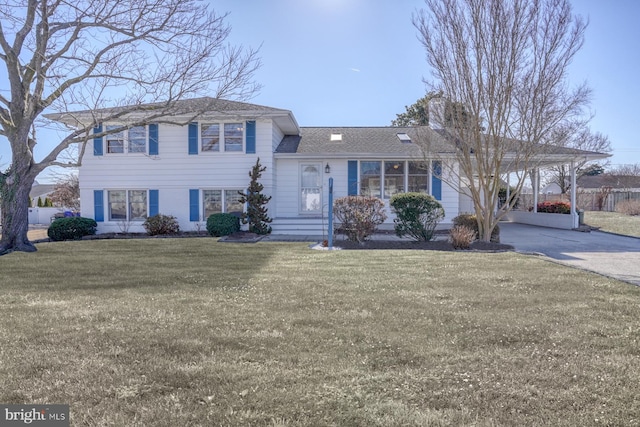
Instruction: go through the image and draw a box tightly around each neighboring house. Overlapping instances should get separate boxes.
[46,97,609,234]
[542,175,640,194]
[577,175,640,193]
[30,180,56,205]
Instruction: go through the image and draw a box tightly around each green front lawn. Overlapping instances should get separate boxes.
[2,239,640,426]
[584,210,640,237]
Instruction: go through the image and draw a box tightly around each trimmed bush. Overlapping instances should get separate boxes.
[47,217,97,241]
[536,201,571,214]
[452,213,500,243]
[206,213,240,237]
[333,196,387,243]
[143,214,180,236]
[615,199,640,216]
[390,192,445,241]
[449,225,476,249]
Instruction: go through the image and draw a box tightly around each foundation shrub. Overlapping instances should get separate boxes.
[47,217,97,241]
[333,196,387,243]
[206,213,240,237]
[537,201,571,214]
[452,213,500,243]
[390,192,445,241]
[615,200,640,216]
[143,214,180,235]
[449,225,476,249]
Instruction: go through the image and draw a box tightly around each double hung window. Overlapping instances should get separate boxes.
[108,190,148,221]
[200,123,244,152]
[202,189,244,219]
[105,125,147,154]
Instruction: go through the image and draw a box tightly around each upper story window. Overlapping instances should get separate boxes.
[201,124,220,151]
[105,125,147,154]
[200,122,244,153]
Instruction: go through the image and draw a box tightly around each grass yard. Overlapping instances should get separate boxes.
[2,239,640,426]
[584,210,640,238]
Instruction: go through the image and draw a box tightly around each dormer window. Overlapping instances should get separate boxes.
[330,133,342,141]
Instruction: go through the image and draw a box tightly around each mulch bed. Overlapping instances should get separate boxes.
[330,239,514,251]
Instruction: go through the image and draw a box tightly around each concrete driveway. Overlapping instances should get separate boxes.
[499,222,640,286]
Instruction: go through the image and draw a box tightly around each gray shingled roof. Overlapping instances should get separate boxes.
[45,97,299,133]
[275,126,453,156]
[52,97,292,117]
[275,126,610,162]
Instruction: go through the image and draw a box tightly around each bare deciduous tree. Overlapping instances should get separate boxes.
[544,121,612,193]
[50,174,80,211]
[0,0,261,253]
[413,0,590,241]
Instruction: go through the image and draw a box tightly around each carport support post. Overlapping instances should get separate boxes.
[533,168,539,212]
[570,161,578,228]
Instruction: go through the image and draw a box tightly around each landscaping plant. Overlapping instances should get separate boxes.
[449,224,476,249]
[206,213,240,237]
[333,195,387,243]
[238,158,273,235]
[453,213,500,243]
[390,192,444,241]
[47,217,97,241]
[143,214,180,236]
[536,200,571,214]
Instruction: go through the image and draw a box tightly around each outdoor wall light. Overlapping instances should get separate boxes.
[325,163,331,174]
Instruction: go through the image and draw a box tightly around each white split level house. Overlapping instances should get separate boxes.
[47,97,609,235]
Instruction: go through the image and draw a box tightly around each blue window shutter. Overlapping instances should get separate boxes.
[432,161,442,201]
[93,124,103,156]
[149,190,159,217]
[94,190,104,222]
[188,122,198,155]
[245,120,256,154]
[189,189,199,221]
[149,124,159,155]
[347,160,358,195]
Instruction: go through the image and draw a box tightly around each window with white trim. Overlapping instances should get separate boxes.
[108,190,148,221]
[105,125,147,154]
[200,122,244,152]
[408,161,429,192]
[203,189,244,219]
[359,161,430,198]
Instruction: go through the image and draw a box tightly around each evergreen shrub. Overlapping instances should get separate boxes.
[390,192,445,241]
[206,213,240,237]
[47,217,97,241]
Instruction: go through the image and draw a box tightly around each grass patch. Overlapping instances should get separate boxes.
[584,210,640,237]
[2,239,640,425]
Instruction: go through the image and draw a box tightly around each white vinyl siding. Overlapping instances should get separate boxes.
[80,120,274,233]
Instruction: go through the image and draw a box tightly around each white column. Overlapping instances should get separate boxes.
[570,161,578,228]
[533,169,539,213]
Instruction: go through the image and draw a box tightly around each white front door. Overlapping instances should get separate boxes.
[300,163,322,214]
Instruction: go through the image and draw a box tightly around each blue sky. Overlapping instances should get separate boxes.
[4,0,639,181]
[212,0,640,169]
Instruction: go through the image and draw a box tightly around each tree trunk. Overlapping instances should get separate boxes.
[0,171,37,254]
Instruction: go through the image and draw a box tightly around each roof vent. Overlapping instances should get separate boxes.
[330,133,342,141]
[397,133,411,143]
